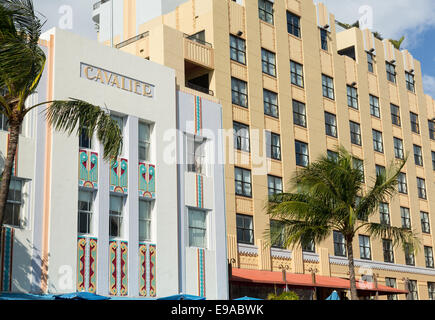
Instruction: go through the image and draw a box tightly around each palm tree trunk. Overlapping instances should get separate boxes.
[346,237,359,300]
[0,122,20,226]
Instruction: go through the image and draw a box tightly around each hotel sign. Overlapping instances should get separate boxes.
[80,63,155,98]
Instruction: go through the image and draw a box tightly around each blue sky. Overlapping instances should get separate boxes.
[34,0,435,97]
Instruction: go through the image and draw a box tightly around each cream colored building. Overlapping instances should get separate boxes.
[93,0,435,300]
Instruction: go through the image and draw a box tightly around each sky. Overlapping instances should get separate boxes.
[34,0,435,97]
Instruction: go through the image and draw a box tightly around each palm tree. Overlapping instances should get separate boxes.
[390,36,405,50]
[0,0,123,226]
[267,147,419,300]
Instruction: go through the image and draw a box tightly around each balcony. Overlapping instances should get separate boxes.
[184,34,214,70]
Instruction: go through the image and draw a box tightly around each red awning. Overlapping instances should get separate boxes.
[231,268,407,295]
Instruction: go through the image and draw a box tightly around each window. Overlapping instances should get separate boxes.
[347,85,358,109]
[230,34,246,65]
[432,151,435,171]
[293,100,306,127]
[187,135,206,175]
[139,200,152,242]
[327,150,338,162]
[324,112,338,138]
[401,207,411,229]
[264,89,278,118]
[287,11,300,37]
[4,179,23,228]
[429,120,435,140]
[413,145,423,166]
[359,235,371,260]
[333,231,346,257]
[237,214,254,244]
[353,158,364,182]
[231,78,248,108]
[322,74,334,100]
[350,121,362,146]
[428,283,435,300]
[386,62,396,83]
[0,113,9,132]
[268,175,283,196]
[233,122,250,152]
[425,246,434,268]
[290,61,304,87]
[369,95,380,118]
[270,220,285,248]
[372,130,384,153]
[379,203,390,225]
[367,52,374,73]
[267,132,281,161]
[261,48,276,77]
[393,137,404,160]
[376,165,386,178]
[302,240,315,253]
[390,104,401,126]
[258,0,274,25]
[79,126,92,149]
[405,244,415,266]
[383,239,394,263]
[109,195,123,238]
[417,177,427,199]
[189,209,207,248]
[295,140,309,167]
[111,114,124,132]
[410,112,420,134]
[320,29,328,51]
[385,278,397,300]
[421,211,431,234]
[78,189,93,235]
[405,72,415,92]
[235,167,252,197]
[407,280,418,300]
[398,173,408,194]
[139,122,151,162]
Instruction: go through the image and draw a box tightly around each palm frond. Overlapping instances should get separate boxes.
[365,222,420,253]
[45,99,123,160]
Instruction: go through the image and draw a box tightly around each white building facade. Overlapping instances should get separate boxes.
[0,28,228,299]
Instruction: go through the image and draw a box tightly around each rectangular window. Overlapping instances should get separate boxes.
[189,209,207,248]
[376,164,385,178]
[139,200,152,242]
[417,177,427,199]
[398,173,408,194]
[4,179,23,228]
[267,132,281,161]
[78,189,93,235]
[385,278,397,300]
[295,140,309,167]
[324,112,338,138]
[405,72,415,92]
[359,235,371,260]
[320,29,328,51]
[413,145,423,166]
[187,135,206,175]
[383,239,394,263]
[379,202,390,225]
[233,122,250,152]
[264,89,279,118]
[138,122,151,162]
[347,85,358,109]
[290,61,304,87]
[390,104,401,126]
[432,151,435,171]
[237,214,254,244]
[428,282,435,300]
[258,0,274,24]
[270,220,285,248]
[386,62,396,83]
[268,175,283,196]
[369,95,380,118]
[372,129,384,153]
[405,245,415,266]
[401,207,411,229]
[425,246,434,269]
[322,74,334,100]
[302,240,316,253]
[407,280,418,300]
[231,77,248,108]
[350,121,362,146]
[429,120,435,140]
[421,211,431,234]
[109,195,123,238]
[410,112,420,134]
[292,100,306,127]
[287,11,300,37]
[333,231,346,257]
[394,137,404,160]
[261,48,276,77]
[235,167,252,198]
[327,150,338,162]
[230,34,246,65]
[367,52,374,73]
[79,126,92,149]
[353,158,364,182]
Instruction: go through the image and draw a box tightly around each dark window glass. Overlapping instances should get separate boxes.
[347,85,358,109]
[270,220,285,248]
[261,48,276,77]
[398,173,408,194]
[379,203,390,225]
[383,239,394,263]
[359,235,371,260]
[231,78,248,108]
[320,29,328,51]
[287,11,300,37]
[407,280,418,300]
[394,137,404,160]
[350,121,362,146]
[292,100,306,127]
[237,214,254,244]
[264,89,279,118]
[333,231,346,257]
[235,167,252,197]
[390,104,401,126]
[367,52,374,73]
[4,179,23,228]
[268,175,283,196]
[421,211,431,234]
[258,0,274,24]
[230,34,246,65]
[410,112,420,134]
[429,120,435,140]
[324,112,337,138]
[386,62,396,83]
[425,246,434,269]
[369,95,380,118]
[233,122,250,152]
[417,177,427,199]
[405,72,415,92]
[322,74,334,100]
[428,282,435,300]
[372,129,384,153]
[290,61,304,87]
[266,132,281,160]
[78,190,93,234]
[295,140,309,167]
[405,245,415,266]
[413,145,423,166]
[401,207,411,229]
[385,278,397,300]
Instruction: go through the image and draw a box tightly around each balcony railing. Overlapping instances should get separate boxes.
[115,31,149,49]
[183,33,213,48]
[186,81,214,96]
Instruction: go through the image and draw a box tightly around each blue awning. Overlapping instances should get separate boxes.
[54,292,110,300]
[157,294,206,300]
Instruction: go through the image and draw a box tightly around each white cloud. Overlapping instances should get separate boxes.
[423,75,435,99]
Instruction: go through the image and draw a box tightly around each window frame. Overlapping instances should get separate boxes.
[372,129,384,153]
[417,177,427,200]
[324,112,338,138]
[109,194,124,239]
[413,144,423,167]
[386,62,396,83]
[379,202,390,226]
[292,100,306,128]
[347,85,358,109]
[231,77,248,108]
[333,231,346,257]
[410,112,420,134]
[138,121,151,162]
[290,60,304,88]
[382,239,394,263]
[425,246,434,269]
[359,235,372,260]
[188,208,208,248]
[390,104,401,126]
[286,11,301,38]
[405,71,415,92]
[268,175,283,197]
[350,121,362,146]
[235,167,252,198]
[401,207,411,229]
[393,137,404,160]
[295,140,309,167]
[421,211,431,234]
[398,173,408,194]
[428,120,435,140]
[263,89,279,118]
[139,199,153,242]
[233,121,250,153]
[320,28,328,51]
[369,95,380,118]
[258,0,274,25]
[186,134,206,175]
[236,214,254,245]
[4,178,24,228]
[322,74,335,100]
[78,189,94,235]
[367,52,374,73]
[261,48,276,77]
[230,34,246,65]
